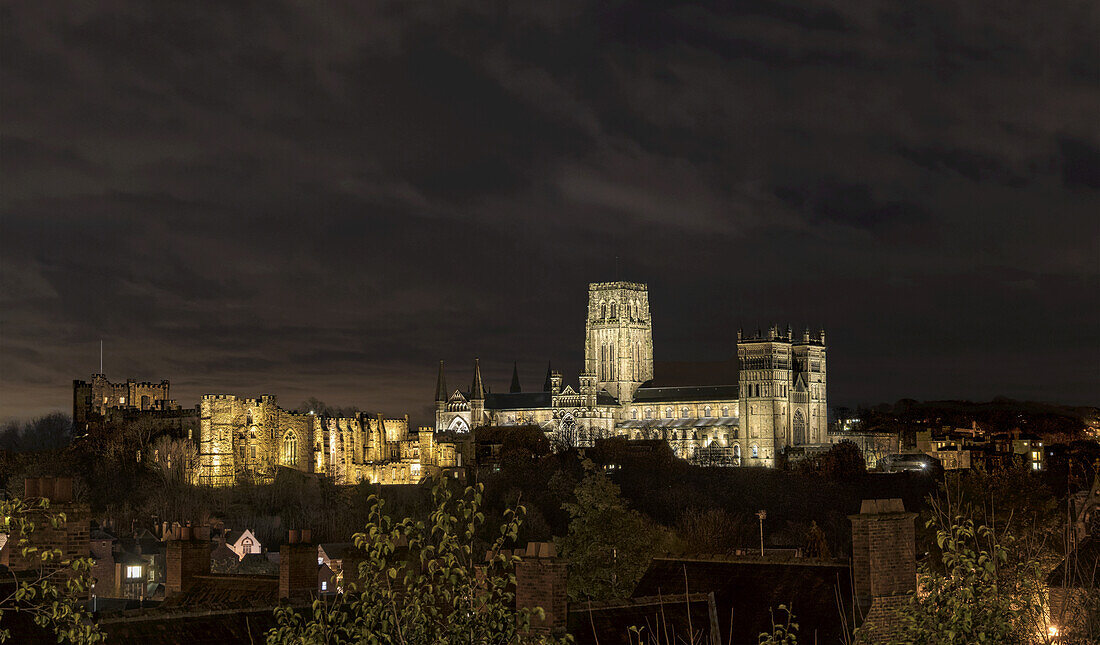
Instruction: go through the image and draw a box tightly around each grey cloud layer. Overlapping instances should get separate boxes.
[2,0,1097,421]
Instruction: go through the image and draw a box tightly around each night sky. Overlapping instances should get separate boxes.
[2,1,1098,425]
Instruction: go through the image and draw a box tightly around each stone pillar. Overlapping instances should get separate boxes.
[850,498,917,643]
[515,542,568,635]
[280,529,317,601]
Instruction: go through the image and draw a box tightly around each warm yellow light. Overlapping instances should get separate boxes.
[1049,625,1059,637]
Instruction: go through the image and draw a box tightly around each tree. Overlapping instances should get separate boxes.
[0,495,103,643]
[559,462,678,601]
[266,481,565,644]
[886,517,1037,645]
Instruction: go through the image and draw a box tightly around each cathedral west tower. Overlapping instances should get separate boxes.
[584,282,653,401]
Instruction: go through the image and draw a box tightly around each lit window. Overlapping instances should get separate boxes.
[242,537,253,554]
[119,397,125,404]
[251,445,257,460]
[283,432,299,466]
[752,445,759,458]
[318,557,324,565]
[321,581,327,591]
[126,565,142,579]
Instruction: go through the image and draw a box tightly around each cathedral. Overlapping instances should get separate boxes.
[435,281,827,467]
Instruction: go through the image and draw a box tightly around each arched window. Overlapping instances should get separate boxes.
[722,407,730,417]
[283,432,299,466]
[665,407,673,419]
[733,444,741,459]
[610,301,617,318]
[645,408,653,419]
[601,303,607,318]
[631,409,638,419]
[242,537,253,554]
[793,410,806,445]
[447,416,470,433]
[752,445,759,458]
[704,406,712,417]
[681,407,690,418]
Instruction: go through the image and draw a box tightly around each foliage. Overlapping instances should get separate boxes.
[265,481,565,645]
[675,507,748,555]
[559,462,678,601]
[0,495,103,644]
[0,413,72,453]
[758,604,798,645]
[794,441,866,481]
[890,517,1032,645]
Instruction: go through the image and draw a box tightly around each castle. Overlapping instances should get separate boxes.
[74,377,464,487]
[435,281,827,467]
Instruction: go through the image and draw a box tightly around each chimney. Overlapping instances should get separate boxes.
[280,529,317,601]
[849,499,916,643]
[515,542,568,635]
[166,524,211,596]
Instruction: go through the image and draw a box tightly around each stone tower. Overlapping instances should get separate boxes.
[737,326,793,466]
[791,328,827,444]
[584,282,653,401]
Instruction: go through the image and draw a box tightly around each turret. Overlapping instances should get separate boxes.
[435,360,447,412]
[510,361,522,393]
[470,358,485,428]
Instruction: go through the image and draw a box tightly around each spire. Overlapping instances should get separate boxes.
[435,360,447,402]
[470,358,485,400]
[543,361,553,392]
[510,361,522,393]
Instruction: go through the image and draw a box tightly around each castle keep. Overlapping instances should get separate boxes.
[436,281,827,467]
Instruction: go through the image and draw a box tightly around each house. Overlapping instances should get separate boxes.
[225,529,261,559]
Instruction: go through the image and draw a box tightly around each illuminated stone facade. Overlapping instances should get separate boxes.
[436,281,827,467]
[197,394,461,487]
[73,374,177,425]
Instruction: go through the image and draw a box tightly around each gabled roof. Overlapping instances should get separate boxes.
[632,557,853,645]
[568,593,717,645]
[1048,537,1100,588]
[632,385,739,403]
[484,392,552,410]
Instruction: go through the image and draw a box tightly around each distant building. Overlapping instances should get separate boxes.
[436,281,828,468]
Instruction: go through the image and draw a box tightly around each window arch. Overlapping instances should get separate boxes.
[242,537,253,554]
[722,406,730,417]
[793,410,806,445]
[751,445,759,458]
[645,408,653,419]
[631,409,638,419]
[704,406,712,417]
[283,432,299,466]
[447,416,470,433]
[610,301,617,318]
[601,303,607,318]
[665,407,673,419]
[681,407,690,418]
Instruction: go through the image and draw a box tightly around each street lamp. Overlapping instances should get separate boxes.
[756,510,767,557]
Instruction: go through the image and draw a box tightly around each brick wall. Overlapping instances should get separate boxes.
[849,499,917,644]
[515,542,568,634]
[166,527,211,596]
[280,531,317,600]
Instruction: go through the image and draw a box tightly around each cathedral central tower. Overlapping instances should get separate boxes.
[584,281,653,401]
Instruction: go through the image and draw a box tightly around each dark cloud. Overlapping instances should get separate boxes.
[1,0,1097,423]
